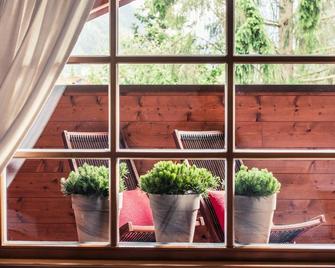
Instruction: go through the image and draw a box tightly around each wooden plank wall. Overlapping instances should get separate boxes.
[7,85,335,243]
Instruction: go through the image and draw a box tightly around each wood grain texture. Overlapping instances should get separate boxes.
[7,86,335,244]
[8,223,77,241]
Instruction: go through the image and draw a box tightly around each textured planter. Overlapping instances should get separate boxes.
[149,194,200,243]
[72,193,123,242]
[234,194,277,244]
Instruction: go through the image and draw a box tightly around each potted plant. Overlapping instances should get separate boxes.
[61,162,128,242]
[234,165,281,244]
[140,161,218,243]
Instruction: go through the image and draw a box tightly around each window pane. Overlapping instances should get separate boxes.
[118,0,225,55]
[235,64,335,85]
[6,158,110,244]
[119,64,225,150]
[22,64,109,150]
[234,160,331,245]
[235,64,335,150]
[119,64,225,85]
[71,2,109,56]
[56,64,109,85]
[119,158,226,245]
[235,0,335,55]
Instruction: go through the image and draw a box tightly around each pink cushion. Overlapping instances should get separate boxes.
[119,189,153,227]
[208,191,225,231]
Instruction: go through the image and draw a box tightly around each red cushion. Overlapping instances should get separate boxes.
[119,189,153,227]
[208,191,225,231]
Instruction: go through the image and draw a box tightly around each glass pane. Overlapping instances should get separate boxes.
[235,64,335,85]
[234,160,331,245]
[235,0,335,55]
[22,64,109,150]
[119,158,226,245]
[118,0,225,55]
[235,64,335,150]
[6,158,110,244]
[56,64,109,85]
[71,1,109,56]
[119,64,225,150]
[119,64,225,85]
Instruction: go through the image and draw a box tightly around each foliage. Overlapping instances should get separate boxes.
[118,0,225,85]
[87,65,109,84]
[235,165,281,197]
[61,163,129,197]
[84,0,335,85]
[140,161,219,195]
[235,0,272,55]
[235,0,272,84]
[119,162,128,192]
[128,0,198,56]
[119,64,224,85]
[298,0,321,31]
[297,0,321,53]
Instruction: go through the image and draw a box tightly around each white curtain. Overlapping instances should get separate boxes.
[0,0,94,172]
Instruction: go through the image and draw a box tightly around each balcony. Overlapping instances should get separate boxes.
[5,84,334,244]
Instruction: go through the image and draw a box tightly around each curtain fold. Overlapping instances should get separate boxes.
[0,0,94,173]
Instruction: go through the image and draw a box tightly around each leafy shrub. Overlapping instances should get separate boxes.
[235,165,281,197]
[61,163,128,197]
[119,162,128,192]
[140,161,219,195]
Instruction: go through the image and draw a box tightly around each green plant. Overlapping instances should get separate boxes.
[297,0,321,53]
[61,163,129,197]
[119,162,128,192]
[235,165,281,197]
[140,161,219,195]
[235,0,273,84]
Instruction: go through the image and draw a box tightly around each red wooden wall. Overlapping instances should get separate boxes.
[7,85,335,243]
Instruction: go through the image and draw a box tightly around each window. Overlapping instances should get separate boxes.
[3,0,335,262]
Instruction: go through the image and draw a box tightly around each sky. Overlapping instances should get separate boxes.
[70,0,142,56]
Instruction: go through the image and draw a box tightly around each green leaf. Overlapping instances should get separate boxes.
[235,165,281,197]
[60,163,129,197]
[140,161,219,195]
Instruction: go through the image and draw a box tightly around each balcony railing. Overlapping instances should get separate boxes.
[6,84,335,244]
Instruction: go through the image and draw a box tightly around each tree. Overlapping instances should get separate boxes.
[235,0,273,84]
[85,0,335,85]
[118,0,226,85]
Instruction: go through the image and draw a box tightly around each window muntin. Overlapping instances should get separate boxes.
[3,0,335,261]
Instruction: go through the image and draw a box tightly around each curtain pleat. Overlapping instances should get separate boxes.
[0,0,95,173]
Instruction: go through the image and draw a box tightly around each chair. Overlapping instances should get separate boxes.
[63,131,205,242]
[119,222,155,242]
[200,195,325,243]
[62,131,139,190]
[63,131,208,243]
[119,218,206,242]
[173,129,326,243]
[63,131,156,242]
[269,215,325,243]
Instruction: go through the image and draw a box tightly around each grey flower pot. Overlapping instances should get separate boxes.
[148,194,200,243]
[234,194,277,244]
[72,193,123,242]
